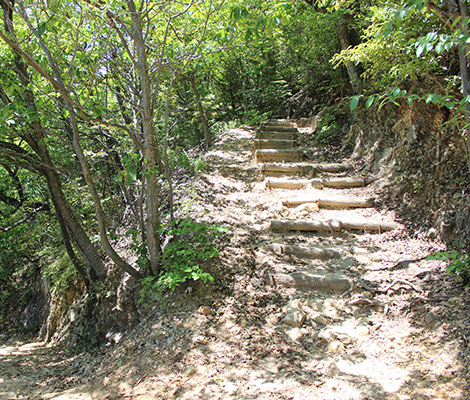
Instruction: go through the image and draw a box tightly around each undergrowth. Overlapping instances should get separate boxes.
[139,218,228,306]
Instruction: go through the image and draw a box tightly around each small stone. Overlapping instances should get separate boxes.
[183,365,197,376]
[312,314,329,326]
[337,334,353,345]
[327,340,345,353]
[240,319,248,327]
[356,325,370,337]
[284,308,306,327]
[287,327,304,341]
[287,298,303,309]
[318,328,335,342]
[223,382,239,395]
[199,306,211,315]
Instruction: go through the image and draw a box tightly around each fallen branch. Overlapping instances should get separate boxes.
[376,279,422,294]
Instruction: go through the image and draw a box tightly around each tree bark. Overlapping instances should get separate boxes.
[458,0,470,173]
[189,72,212,148]
[127,0,163,275]
[0,0,106,283]
[337,15,362,94]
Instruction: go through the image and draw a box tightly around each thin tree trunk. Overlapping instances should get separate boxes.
[127,0,162,275]
[8,1,143,280]
[0,2,107,283]
[189,73,211,148]
[458,0,470,173]
[337,16,362,94]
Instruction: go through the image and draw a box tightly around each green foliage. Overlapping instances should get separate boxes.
[315,107,347,145]
[427,251,470,285]
[166,148,207,173]
[138,218,228,306]
[125,228,150,272]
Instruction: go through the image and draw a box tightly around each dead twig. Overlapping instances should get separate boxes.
[341,281,377,297]
[346,297,389,316]
[376,279,422,294]
[408,296,448,305]
[346,298,386,308]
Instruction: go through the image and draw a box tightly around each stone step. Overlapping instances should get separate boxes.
[255,131,296,140]
[260,119,295,129]
[260,162,352,177]
[267,243,347,259]
[271,218,398,234]
[266,272,353,292]
[254,139,296,150]
[265,177,373,190]
[255,149,304,163]
[259,126,298,133]
[282,195,375,209]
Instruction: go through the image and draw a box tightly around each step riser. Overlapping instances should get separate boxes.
[271,219,397,234]
[259,126,298,133]
[256,151,304,163]
[260,120,295,128]
[254,140,296,150]
[265,178,373,190]
[257,154,304,163]
[282,198,375,209]
[268,243,346,259]
[255,132,296,140]
[260,163,352,176]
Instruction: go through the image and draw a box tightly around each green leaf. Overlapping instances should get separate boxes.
[38,23,47,36]
[350,95,361,112]
[435,41,444,54]
[416,43,425,57]
[365,96,375,109]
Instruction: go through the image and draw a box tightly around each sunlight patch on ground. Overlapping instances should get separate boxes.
[335,357,408,393]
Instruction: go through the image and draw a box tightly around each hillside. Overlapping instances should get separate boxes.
[1,122,469,399]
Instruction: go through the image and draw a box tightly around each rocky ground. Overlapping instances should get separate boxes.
[1,125,470,400]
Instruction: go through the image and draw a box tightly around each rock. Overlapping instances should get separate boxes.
[337,334,353,345]
[312,314,329,326]
[223,382,239,395]
[355,325,370,337]
[286,327,304,341]
[183,365,197,376]
[327,340,345,353]
[240,319,248,327]
[199,306,211,315]
[318,328,335,342]
[284,308,306,327]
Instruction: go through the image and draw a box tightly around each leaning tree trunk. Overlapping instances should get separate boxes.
[337,15,362,94]
[1,2,107,283]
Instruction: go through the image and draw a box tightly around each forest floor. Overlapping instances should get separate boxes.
[1,126,470,399]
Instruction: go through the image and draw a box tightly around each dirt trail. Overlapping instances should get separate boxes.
[1,125,469,399]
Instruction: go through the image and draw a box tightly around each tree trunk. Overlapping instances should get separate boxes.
[128,0,162,275]
[458,0,470,173]
[337,16,362,94]
[0,3,107,283]
[189,73,212,148]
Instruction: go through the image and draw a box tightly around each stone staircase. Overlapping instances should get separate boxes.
[200,122,460,398]
[253,119,401,310]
